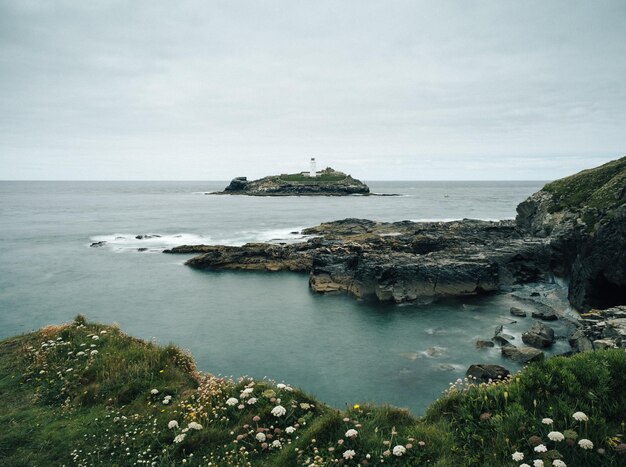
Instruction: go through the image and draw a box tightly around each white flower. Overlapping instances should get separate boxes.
[533,461,544,467]
[548,431,564,442]
[512,451,524,461]
[76,351,86,357]
[520,464,531,467]
[100,330,107,334]
[271,405,287,417]
[240,388,254,397]
[345,429,358,438]
[173,433,186,443]
[573,411,588,422]
[285,426,296,434]
[392,445,406,456]
[271,440,281,448]
[225,397,238,406]
[342,450,356,460]
[150,389,159,395]
[92,335,99,340]
[276,383,286,389]
[541,418,553,425]
[188,422,203,430]
[168,420,179,429]
[247,397,257,405]
[553,461,567,467]
[255,432,266,442]
[90,350,98,355]
[534,444,547,453]
[578,438,593,449]
[162,399,170,405]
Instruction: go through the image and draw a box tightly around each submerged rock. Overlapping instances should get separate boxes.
[510,307,527,317]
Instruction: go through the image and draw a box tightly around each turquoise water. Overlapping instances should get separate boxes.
[0,180,573,413]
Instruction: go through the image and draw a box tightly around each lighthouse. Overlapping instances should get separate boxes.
[309,157,317,177]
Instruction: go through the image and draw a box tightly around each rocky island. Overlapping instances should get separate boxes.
[215,166,371,196]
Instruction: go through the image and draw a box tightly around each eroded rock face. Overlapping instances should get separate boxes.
[522,322,555,348]
[570,305,626,351]
[166,218,554,303]
[501,345,544,363]
[516,157,626,311]
[466,364,510,383]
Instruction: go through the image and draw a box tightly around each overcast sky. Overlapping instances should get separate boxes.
[0,1,625,180]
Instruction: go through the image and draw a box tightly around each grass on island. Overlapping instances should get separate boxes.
[1,316,626,466]
[279,173,348,183]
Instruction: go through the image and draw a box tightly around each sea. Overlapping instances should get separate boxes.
[0,180,575,414]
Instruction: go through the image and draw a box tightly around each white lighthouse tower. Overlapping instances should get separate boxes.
[309,157,317,177]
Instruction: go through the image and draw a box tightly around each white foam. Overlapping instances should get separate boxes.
[89,233,210,253]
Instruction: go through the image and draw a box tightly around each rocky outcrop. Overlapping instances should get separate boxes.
[501,345,544,363]
[217,167,370,196]
[569,305,626,351]
[166,218,555,303]
[516,157,626,311]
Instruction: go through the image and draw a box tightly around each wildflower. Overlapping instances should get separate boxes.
[76,351,86,357]
[150,389,159,395]
[100,330,107,334]
[512,451,524,461]
[343,450,356,460]
[271,405,286,417]
[573,411,589,422]
[252,415,261,422]
[237,404,245,410]
[542,418,553,425]
[225,397,238,406]
[92,335,99,340]
[90,350,98,355]
[173,434,186,443]
[393,445,406,456]
[519,464,530,467]
[300,402,311,410]
[534,444,547,453]
[285,426,296,434]
[405,443,413,449]
[553,461,567,467]
[345,429,358,438]
[418,441,426,448]
[168,420,179,429]
[533,460,544,467]
[548,431,565,442]
[271,440,281,448]
[240,388,254,397]
[188,422,203,430]
[276,383,286,389]
[382,449,391,457]
[247,398,257,405]
[578,439,594,450]
[255,433,266,442]
[353,404,360,409]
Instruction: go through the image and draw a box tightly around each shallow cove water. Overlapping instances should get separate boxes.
[0,180,574,414]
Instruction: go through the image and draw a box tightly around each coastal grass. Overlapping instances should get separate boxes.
[279,173,348,183]
[1,317,625,466]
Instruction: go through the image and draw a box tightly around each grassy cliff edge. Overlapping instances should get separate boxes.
[1,317,626,466]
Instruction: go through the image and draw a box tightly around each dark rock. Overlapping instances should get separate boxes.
[569,329,594,352]
[510,307,527,317]
[493,335,513,346]
[135,234,161,240]
[522,322,555,348]
[224,176,248,192]
[137,248,148,252]
[466,364,510,383]
[475,340,495,349]
[531,311,558,321]
[501,345,544,363]
[90,241,106,248]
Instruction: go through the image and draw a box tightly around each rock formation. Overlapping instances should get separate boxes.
[216,167,370,196]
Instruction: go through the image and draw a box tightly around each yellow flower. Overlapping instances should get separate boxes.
[159,369,165,373]
[353,404,360,410]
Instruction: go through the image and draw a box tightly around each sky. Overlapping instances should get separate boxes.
[0,0,625,181]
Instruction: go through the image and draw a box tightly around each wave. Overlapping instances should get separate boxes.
[89,233,210,253]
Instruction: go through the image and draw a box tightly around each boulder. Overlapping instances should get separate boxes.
[531,311,558,321]
[501,345,544,363]
[466,364,510,383]
[475,340,495,349]
[522,322,555,348]
[510,307,527,317]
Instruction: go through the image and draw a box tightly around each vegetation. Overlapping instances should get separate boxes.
[1,317,626,466]
[279,171,348,183]
[543,156,626,214]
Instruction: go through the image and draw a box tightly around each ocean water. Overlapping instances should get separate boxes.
[0,180,573,413]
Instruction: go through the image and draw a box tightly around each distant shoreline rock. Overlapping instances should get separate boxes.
[212,167,371,196]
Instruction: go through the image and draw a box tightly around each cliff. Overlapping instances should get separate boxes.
[516,156,626,310]
[216,167,370,196]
